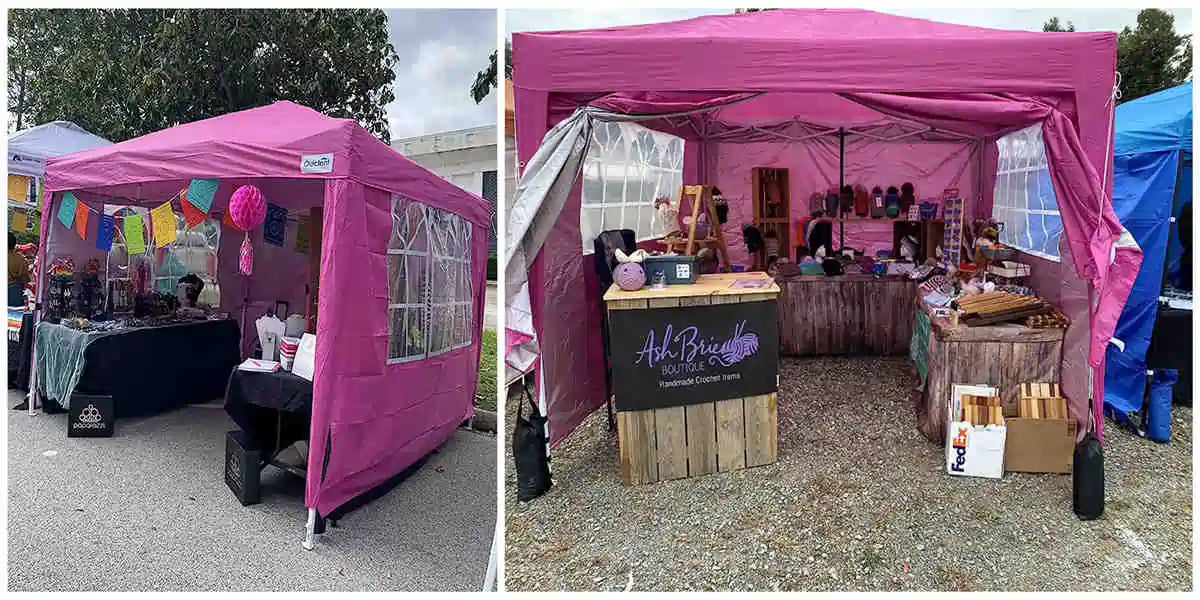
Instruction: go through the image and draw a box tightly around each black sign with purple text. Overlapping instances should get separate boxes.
[609,300,778,411]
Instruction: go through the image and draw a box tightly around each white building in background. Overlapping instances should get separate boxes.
[393,124,500,252]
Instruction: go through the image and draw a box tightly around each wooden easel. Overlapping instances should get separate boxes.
[661,185,732,271]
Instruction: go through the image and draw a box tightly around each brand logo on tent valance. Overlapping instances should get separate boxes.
[301,153,334,173]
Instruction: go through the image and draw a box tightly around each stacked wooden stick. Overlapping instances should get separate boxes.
[1018,382,1068,419]
[953,292,1053,326]
[961,394,1004,426]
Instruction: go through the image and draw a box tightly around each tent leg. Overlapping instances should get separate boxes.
[302,508,317,550]
[482,522,500,591]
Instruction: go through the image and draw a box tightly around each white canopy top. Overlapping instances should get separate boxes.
[8,121,111,178]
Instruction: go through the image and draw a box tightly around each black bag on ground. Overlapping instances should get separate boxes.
[1072,431,1104,520]
[513,384,552,502]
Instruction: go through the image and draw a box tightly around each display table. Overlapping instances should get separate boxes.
[8,310,34,394]
[223,368,313,465]
[35,318,240,417]
[603,272,780,485]
[776,274,917,356]
[911,296,1065,443]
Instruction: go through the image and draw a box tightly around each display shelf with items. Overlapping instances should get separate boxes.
[752,168,790,254]
[660,185,732,271]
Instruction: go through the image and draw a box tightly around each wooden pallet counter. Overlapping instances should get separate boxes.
[776,274,917,356]
[603,272,781,485]
[912,295,1065,443]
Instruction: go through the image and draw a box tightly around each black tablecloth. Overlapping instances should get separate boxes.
[223,368,313,453]
[63,319,241,418]
[8,312,34,393]
[1146,306,1192,405]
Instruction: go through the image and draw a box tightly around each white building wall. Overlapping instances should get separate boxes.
[393,125,498,197]
[393,124,500,251]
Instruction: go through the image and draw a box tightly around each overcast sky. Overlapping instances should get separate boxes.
[381,8,1191,140]
[385,9,497,141]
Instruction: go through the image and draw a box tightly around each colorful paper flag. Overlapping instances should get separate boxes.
[263,203,286,247]
[151,201,177,247]
[96,214,115,251]
[7,175,30,204]
[11,211,28,232]
[295,213,310,254]
[57,192,79,229]
[186,178,219,213]
[73,199,89,239]
[180,189,207,228]
[124,213,146,255]
[222,208,244,232]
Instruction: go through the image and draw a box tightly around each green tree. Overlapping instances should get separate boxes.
[1117,9,1192,101]
[1042,17,1076,32]
[471,41,510,104]
[1043,9,1191,102]
[8,9,400,142]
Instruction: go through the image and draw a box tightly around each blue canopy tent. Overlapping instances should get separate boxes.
[1105,82,1192,423]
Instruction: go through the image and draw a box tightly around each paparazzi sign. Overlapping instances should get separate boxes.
[68,394,114,438]
[609,300,778,411]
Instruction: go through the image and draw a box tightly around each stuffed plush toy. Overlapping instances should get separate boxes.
[870,186,886,218]
[900,182,917,212]
[885,186,902,218]
[854,184,869,217]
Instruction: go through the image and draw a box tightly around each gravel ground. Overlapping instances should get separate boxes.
[504,357,1193,591]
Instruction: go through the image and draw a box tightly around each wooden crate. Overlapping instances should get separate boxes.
[914,295,1065,444]
[777,275,917,356]
[617,393,777,485]
[608,277,779,485]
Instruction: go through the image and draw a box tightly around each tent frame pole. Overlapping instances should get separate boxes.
[839,127,846,248]
[27,190,52,417]
[303,508,317,550]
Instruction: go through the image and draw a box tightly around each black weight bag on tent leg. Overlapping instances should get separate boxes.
[1072,399,1105,520]
[513,381,552,502]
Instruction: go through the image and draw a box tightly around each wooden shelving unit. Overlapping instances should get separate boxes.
[892,220,946,262]
[752,167,791,264]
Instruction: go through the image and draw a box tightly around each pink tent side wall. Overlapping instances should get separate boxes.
[306,180,488,515]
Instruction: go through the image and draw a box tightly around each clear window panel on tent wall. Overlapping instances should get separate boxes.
[992,124,1062,261]
[580,120,684,253]
[428,204,473,356]
[388,196,431,363]
[153,214,221,306]
[386,195,474,363]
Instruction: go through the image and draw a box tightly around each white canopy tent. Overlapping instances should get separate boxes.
[8,121,112,211]
[8,121,112,178]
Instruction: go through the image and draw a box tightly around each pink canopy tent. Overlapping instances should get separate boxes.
[507,9,1141,449]
[37,101,491,542]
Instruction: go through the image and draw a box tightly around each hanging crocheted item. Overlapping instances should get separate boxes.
[229,185,267,275]
[239,236,254,276]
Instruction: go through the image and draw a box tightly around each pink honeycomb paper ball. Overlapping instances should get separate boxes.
[614,262,645,291]
[229,185,267,230]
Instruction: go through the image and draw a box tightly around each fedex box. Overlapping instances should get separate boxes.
[945,384,1006,479]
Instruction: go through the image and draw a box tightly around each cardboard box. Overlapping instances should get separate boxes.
[945,384,1006,479]
[1004,418,1077,474]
